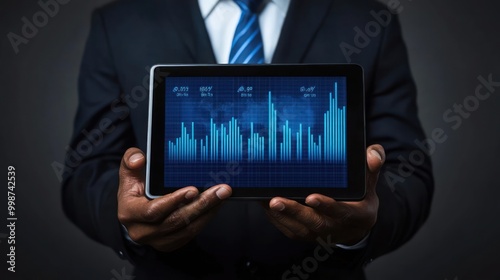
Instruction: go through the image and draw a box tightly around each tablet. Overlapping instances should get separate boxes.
[146,64,365,200]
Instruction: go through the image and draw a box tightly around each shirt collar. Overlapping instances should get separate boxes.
[271,0,290,14]
[199,0,290,18]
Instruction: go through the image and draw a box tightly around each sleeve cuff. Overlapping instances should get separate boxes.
[335,232,370,250]
[120,223,148,257]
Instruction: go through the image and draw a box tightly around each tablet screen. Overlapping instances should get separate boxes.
[164,76,347,189]
[147,64,365,200]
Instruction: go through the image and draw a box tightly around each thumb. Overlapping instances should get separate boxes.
[119,147,146,196]
[366,144,385,194]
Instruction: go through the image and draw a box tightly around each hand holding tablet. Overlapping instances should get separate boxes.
[118,144,384,250]
[117,147,233,252]
[146,64,365,200]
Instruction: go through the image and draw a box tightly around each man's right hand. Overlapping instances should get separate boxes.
[117,147,232,252]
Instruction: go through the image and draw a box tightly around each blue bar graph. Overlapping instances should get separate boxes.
[268,91,277,162]
[323,82,346,163]
[167,83,346,164]
[248,122,265,162]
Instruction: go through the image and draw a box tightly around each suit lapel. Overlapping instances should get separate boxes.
[154,0,216,63]
[272,0,334,63]
[152,0,333,63]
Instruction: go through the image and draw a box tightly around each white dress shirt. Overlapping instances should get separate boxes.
[198,0,290,63]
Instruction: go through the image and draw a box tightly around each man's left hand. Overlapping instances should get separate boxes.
[264,144,385,246]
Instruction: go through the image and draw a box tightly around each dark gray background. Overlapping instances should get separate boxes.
[0,0,499,279]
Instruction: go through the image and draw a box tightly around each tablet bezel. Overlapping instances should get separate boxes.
[146,64,365,200]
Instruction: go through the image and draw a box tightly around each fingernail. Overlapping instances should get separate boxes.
[272,202,285,211]
[129,153,144,164]
[370,149,382,162]
[216,187,231,200]
[185,190,197,200]
[307,199,320,207]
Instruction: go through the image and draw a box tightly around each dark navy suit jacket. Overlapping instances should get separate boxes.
[62,0,434,279]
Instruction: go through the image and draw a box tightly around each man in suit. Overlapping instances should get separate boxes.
[62,0,434,279]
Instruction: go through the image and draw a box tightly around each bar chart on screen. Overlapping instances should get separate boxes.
[166,82,346,165]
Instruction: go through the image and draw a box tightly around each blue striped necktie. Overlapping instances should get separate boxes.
[229,0,265,64]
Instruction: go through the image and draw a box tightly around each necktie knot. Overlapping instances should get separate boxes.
[234,0,264,14]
